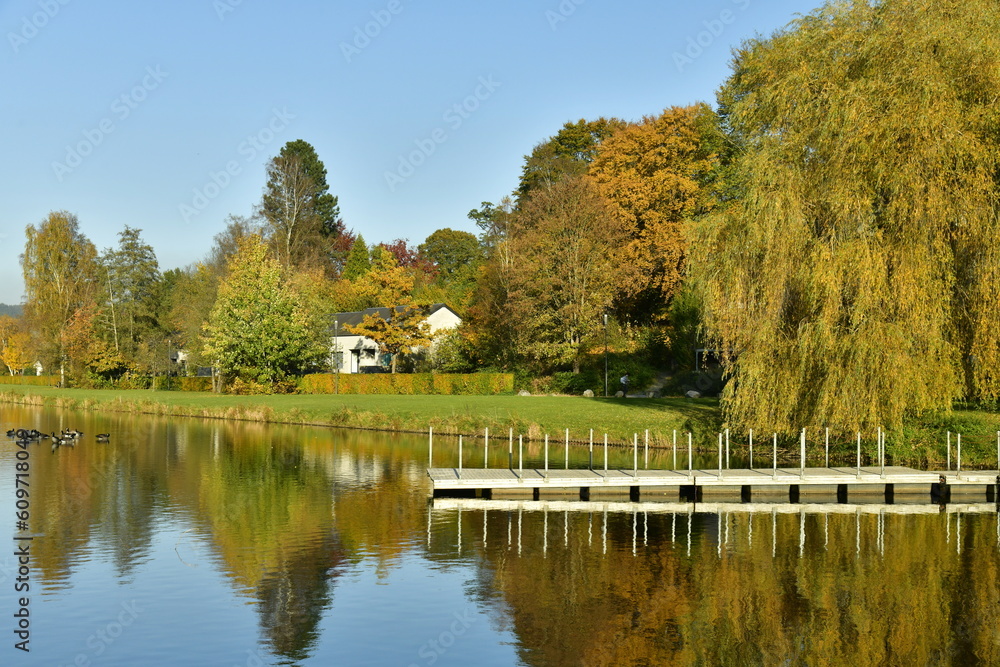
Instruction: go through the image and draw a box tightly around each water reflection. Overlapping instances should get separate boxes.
[428,499,1000,666]
[2,404,999,666]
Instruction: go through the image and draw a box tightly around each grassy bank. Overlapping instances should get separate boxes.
[1,385,996,468]
[0,385,721,447]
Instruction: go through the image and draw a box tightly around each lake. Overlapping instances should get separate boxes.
[1,404,998,666]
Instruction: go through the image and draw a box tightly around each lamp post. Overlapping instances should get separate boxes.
[603,313,608,398]
[334,319,340,395]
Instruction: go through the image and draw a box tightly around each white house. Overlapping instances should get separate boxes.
[330,303,461,373]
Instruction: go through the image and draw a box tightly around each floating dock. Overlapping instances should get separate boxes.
[427,466,1000,503]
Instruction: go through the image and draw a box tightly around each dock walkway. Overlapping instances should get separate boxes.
[428,466,1000,502]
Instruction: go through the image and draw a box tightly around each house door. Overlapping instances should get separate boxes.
[350,350,360,373]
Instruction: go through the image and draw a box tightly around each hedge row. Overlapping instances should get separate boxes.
[0,375,58,386]
[299,372,514,395]
[153,376,213,392]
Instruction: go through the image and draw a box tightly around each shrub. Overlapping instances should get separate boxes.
[299,372,513,395]
[0,375,58,386]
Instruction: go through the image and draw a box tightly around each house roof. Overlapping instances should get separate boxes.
[330,303,459,336]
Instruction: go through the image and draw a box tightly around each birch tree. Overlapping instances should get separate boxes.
[20,211,99,384]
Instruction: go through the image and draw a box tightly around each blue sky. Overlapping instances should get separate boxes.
[0,0,819,304]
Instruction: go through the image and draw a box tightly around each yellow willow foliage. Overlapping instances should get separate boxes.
[689,0,1000,434]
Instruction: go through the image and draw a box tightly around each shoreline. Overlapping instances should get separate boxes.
[1,386,997,468]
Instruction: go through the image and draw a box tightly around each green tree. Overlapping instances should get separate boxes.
[261,152,324,269]
[202,235,326,388]
[20,211,99,385]
[98,226,163,369]
[503,176,626,373]
[689,0,1000,433]
[341,235,371,280]
[274,139,342,238]
[418,228,482,285]
[261,140,343,271]
[517,118,625,202]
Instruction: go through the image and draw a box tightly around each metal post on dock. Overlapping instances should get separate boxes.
[565,429,569,470]
[749,429,754,470]
[688,432,693,476]
[856,432,861,479]
[589,429,594,470]
[644,429,649,469]
[519,435,523,474]
[633,433,638,475]
[458,435,463,475]
[996,431,999,473]
[725,428,730,469]
[772,433,777,480]
[825,427,829,468]
[718,433,724,480]
[957,433,962,479]
[604,433,608,472]
[508,428,513,470]
[484,428,489,469]
[544,434,549,476]
[429,426,433,467]
[800,428,806,476]
[947,432,951,471]
[673,430,677,470]
[877,427,882,470]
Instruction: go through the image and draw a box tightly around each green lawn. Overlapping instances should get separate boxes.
[1,384,996,466]
[0,384,721,446]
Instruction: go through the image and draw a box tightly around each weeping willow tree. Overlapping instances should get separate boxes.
[689,0,1000,434]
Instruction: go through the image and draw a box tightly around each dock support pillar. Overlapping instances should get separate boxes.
[630,486,640,502]
[740,485,752,502]
[789,485,800,504]
[580,487,590,501]
[837,484,848,503]
[884,483,894,504]
[933,475,951,503]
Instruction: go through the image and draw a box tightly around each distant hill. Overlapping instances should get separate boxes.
[0,304,24,318]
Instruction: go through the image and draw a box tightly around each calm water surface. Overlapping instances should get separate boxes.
[0,404,998,666]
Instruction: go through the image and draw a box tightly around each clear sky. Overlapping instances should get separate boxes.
[0,0,820,304]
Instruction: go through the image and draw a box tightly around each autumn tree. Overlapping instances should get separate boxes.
[465,198,520,367]
[0,315,31,375]
[202,235,327,389]
[20,211,99,385]
[689,0,1000,433]
[503,176,626,373]
[517,118,625,202]
[62,302,128,383]
[345,306,434,374]
[589,105,718,322]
